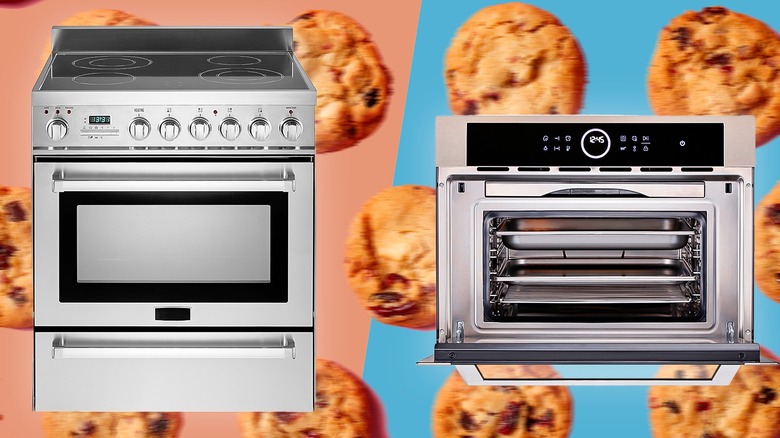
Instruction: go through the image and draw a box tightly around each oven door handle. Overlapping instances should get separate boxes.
[51,335,296,360]
[51,173,296,193]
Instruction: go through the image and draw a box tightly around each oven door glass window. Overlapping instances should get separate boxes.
[59,192,287,302]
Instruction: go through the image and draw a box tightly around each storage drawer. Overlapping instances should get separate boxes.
[34,331,313,412]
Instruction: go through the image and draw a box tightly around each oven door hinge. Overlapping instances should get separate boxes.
[726,321,735,343]
[455,320,464,343]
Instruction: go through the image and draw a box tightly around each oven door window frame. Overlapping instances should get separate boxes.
[59,191,288,303]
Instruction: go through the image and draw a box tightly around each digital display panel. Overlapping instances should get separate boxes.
[88,115,111,124]
[466,123,725,166]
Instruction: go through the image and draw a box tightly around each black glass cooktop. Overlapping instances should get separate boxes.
[39,53,310,91]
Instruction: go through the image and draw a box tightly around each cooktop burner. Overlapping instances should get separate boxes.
[72,55,153,70]
[207,55,262,66]
[72,72,137,86]
[199,68,284,85]
[41,52,307,90]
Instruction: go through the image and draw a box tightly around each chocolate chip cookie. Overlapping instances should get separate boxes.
[289,10,392,153]
[755,183,780,302]
[0,187,31,329]
[432,366,573,438]
[648,364,780,438]
[238,358,373,437]
[445,2,586,115]
[648,6,780,146]
[41,412,182,438]
[344,185,436,329]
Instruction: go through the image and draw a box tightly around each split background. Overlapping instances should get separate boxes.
[1,1,779,437]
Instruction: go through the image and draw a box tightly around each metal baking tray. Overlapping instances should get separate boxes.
[496,218,694,250]
[495,258,696,285]
[500,284,692,304]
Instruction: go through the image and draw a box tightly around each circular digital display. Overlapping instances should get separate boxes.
[581,128,611,159]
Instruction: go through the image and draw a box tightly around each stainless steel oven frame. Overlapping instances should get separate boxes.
[421,115,768,386]
[32,26,318,412]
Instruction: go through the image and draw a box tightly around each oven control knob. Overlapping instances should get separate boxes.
[46,118,68,141]
[189,117,211,141]
[128,117,150,141]
[220,117,241,141]
[580,128,611,159]
[159,118,181,141]
[249,118,271,141]
[281,118,302,141]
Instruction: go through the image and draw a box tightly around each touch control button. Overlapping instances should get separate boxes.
[581,128,611,159]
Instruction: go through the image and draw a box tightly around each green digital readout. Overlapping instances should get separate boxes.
[88,115,111,124]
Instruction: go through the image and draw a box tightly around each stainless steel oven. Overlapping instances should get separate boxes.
[422,115,769,385]
[34,161,311,325]
[32,27,316,411]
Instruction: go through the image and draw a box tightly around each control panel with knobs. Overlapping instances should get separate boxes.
[46,118,68,141]
[248,118,271,141]
[34,106,314,150]
[189,117,211,141]
[281,118,302,141]
[220,117,241,141]
[128,117,150,141]
[159,118,181,141]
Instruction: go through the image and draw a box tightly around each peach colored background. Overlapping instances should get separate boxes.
[0,0,419,436]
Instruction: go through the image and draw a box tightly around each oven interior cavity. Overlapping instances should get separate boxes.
[485,213,704,323]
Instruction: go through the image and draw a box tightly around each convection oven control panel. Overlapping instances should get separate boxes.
[32,105,314,151]
[466,122,725,166]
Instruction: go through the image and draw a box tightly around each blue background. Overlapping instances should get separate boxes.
[363,1,780,437]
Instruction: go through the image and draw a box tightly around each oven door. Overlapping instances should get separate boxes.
[436,177,759,363]
[33,159,313,328]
